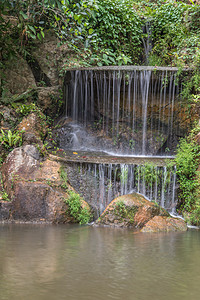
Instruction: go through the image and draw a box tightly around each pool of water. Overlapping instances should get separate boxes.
[0,224,200,300]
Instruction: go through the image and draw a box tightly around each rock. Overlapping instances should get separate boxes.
[17,112,47,146]
[0,145,90,223]
[4,55,36,95]
[9,181,68,223]
[141,216,187,232]
[195,131,200,145]
[32,32,60,86]
[0,106,17,129]
[37,86,61,113]
[95,193,169,228]
[0,201,13,221]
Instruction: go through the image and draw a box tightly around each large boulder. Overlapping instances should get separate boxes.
[95,193,169,228]
[0,145,89,223]
[141,216,187,232]
[95,193,187,232]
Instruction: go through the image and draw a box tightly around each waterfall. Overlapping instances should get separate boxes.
[64,68,181,156]
[60,66,189,213]
[65,162,177,215]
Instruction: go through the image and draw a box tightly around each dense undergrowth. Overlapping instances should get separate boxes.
[175,126,200,226]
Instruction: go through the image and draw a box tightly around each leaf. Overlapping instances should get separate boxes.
[37,33,42,41]
[31,33,36,39]
[28,25,36,34]
[88,28,93,35]
[20,11,28,20]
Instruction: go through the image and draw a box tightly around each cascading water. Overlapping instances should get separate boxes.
[59,67,189,214]
[63,67,182,156]
[64,162,177,215]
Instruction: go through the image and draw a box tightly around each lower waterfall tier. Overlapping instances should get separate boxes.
[61,159,177,216]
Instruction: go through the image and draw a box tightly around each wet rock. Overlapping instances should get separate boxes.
[141,216,187,232]
[95,193,169,228]
[0,145,89,223]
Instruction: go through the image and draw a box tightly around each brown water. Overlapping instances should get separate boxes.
[0,224,200,300]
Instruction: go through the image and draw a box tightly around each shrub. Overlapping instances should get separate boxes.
[175,130,200,225]
[89,0,143,64]
[65,191,92,224]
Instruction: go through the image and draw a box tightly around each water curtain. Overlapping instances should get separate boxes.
[62,67,184,213]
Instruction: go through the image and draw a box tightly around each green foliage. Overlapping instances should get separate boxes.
[0,129,23,150]
[65,191,92,224]
[0,191,10,201]
[1,0,200,69]
[180,51,200,102]
[175,131,200,216]
[120,166,128,185]
[135,162,174,190]
[115,201,127,218]
[0,0,97,59]
[0,88,37,106]
[147,1,200,66]
[59,166,68,189]
[15,103,37,116]
[89,0,143,65]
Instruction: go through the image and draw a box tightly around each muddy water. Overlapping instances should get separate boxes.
[0,224,200,300]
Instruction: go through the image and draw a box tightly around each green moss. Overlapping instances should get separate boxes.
[114,200,137,224]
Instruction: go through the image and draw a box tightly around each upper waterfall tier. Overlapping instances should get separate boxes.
[63,68,192,156]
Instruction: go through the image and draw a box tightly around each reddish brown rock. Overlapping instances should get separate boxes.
[96,193,169,228]
[141,216,187,232]
[0,145,89,223]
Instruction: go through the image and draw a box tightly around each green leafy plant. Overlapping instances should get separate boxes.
[0,191,10,201]
[15,103,37,116]
[120,166,128,185]
[89,0,143,65]
[59,166,68,190]
[65,191,92,225]
[0,129,23,150]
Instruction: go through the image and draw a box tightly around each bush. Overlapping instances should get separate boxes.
[65,191,92,224]
[175,129,200,225]
[89,0,143,64]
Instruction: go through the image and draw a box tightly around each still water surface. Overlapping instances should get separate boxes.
[0,224,200,300]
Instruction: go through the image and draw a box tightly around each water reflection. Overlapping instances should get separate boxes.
[0,224,200,300]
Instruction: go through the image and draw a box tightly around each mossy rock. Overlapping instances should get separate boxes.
[95,193,169,228]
